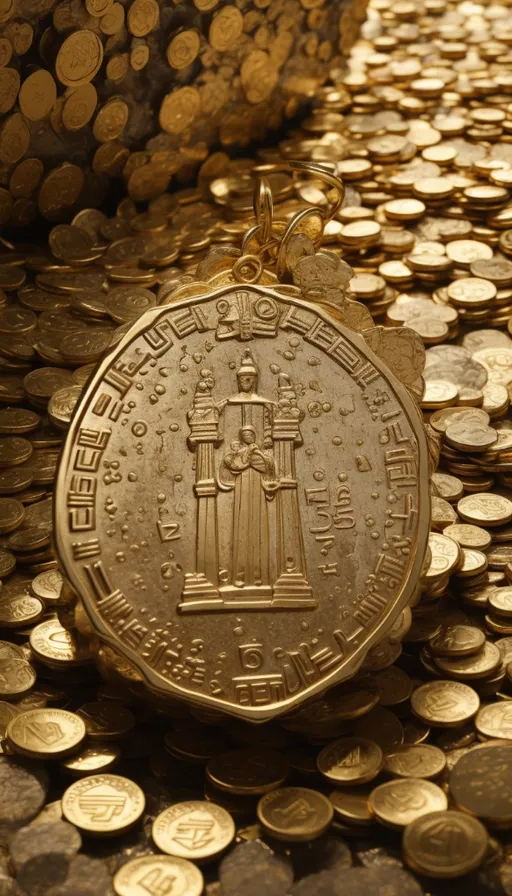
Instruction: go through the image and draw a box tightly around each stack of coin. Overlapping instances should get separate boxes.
[0,0,361,230]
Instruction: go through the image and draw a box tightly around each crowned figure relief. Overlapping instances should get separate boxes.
[179,349,316,612]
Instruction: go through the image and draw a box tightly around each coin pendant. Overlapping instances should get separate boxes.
[56,286,429,720]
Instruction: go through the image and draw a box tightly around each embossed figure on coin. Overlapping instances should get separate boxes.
[182,349,313,611]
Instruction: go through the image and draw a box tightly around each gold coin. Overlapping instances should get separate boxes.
[411,680,480,727]
[443,523,491,550]
[488,588,512,618]
[429,625,486,657]
[159,86,201,135]
[434,641,502,681]
[127,0,159,36]
[475,702,512,741]
[449,743,512,826]
[167,29,200,69]
[384,744,446,780]
[369,778,447,829]
[56,31,103,87]
[152,801,235,861]
[403,810,488,878]
[61,743,121,777]
[29,618,93,667]
[7,708,86,758]
[257,787,333,841]
[0,66,19,114]
[206,748,290,796]
[0,658,36,697]
[77,701,135,740]
[329,787,374,827]
[18,69,56,121]
[114,856,203,896]
[62,774,145,834]
[317,736,383,785]
[0,594,44,628]
[209,6,243,51]
[458,493,512,526]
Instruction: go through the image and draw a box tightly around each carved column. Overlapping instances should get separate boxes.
[179,406,222,612]
[272,413,316,609]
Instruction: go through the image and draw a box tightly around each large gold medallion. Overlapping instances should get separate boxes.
[56,285,429,720]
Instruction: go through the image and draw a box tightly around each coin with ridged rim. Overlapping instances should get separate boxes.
[403,810,488,878]
[152,800,235,861]
[113,855,203,896]
[61,773,145,834]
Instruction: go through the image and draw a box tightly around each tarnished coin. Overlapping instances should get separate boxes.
[403,810,488,878]
[206,748,289,795]
[7,709,86,759]
[384,744,446,780]
[369,778,448,829]
[62,774,145,835]
[449,744,512,826]
[113,856,203,896]
[55,287,430,720]
[9,819,81,872]
[152,800,235,861]
[257,787,334,841]
[0,757,48,827]
[76,701,135,740]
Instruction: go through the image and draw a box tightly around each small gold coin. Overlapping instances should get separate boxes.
[0,658,35,697]
[329,787,374,827]
[449,744,512,826]
[29,618,93,668]
[0,594,44,628]
[257,787,333,841]
[369,778,448,830]
[383,744,446,780]
[114,856,203,896]
[458,493,512,527]
[152,801,235,861]
[62,774,145,835]
[206,748,289,796]
[76,701,135,740]
[475,702,512,741]
[429,625,486,657]
[56,31,103,87]
[61,743,121,777]
[18,70,56,121]
[434,641,502,682]
[443,523,491,550]
[403,810,488,878]
[317,736,383,785]
[411,680,480,727]
[7,708,86,758]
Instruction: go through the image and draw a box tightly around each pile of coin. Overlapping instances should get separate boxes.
[2,0,512,890]
[0,0,360,229]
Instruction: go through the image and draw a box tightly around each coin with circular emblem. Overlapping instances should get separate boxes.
[257,787,334,841]
[152,801,235,861]
[55,288,430,721]
[384,744,446,780]
[369,778,448,830]
[475,702,512,740]
[62,774,145,835]
[7,709,86,759]
[113,856,203,896]
[403,810,488,878]
[411,680,480,727]
[449,744,512,826]
[317,736,383,785]
[29,619,93,668]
